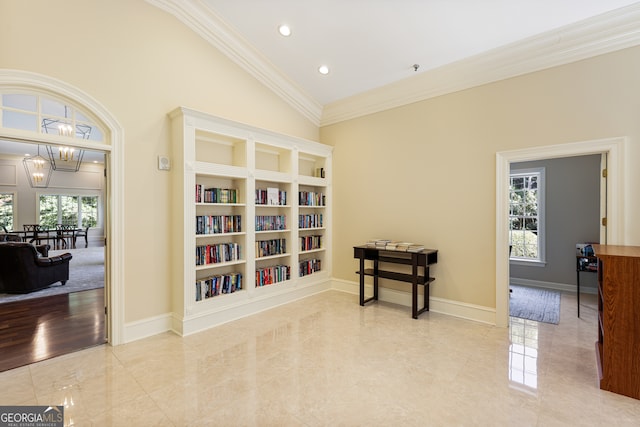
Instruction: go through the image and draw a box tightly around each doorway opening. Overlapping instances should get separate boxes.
[495,137,625,327]
[0,69,124,347]
[0,139,108,371]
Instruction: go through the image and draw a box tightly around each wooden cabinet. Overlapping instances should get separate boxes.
[592,244,640,400]
[170,107,332,336]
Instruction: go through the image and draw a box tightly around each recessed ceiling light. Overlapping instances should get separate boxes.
[318,65,329,75]
[278,24,291,37]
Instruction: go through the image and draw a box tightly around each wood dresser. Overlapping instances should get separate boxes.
[591,244,640,400]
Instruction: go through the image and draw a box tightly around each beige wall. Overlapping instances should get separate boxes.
[321,46,640,309]
[0,0,318,324]
[2,0,639,323]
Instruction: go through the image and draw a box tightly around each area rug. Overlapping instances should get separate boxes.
[509,285,561,324]
[0,246,104,304]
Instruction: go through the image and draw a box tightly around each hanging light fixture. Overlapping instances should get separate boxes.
[46,145,84,172]
[41,105,88,172]
[23,145,52,188]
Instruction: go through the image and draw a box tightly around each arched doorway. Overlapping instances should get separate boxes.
[0,69,124,345]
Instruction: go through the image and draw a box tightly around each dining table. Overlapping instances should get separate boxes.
[6,226,82,250]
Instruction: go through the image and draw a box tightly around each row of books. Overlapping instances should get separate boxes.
[299,258,321,277]
[196,243,241,266]
[299,191,325,207]
[299,214,323,229]
[195,185,238,204]
[256,264,290,287]
[366,239,425,253]
[256,187,287,206]
[256,238,286,258]
[255,215,287,231]
[195,273,243,301]
[300,235,322,251]
[196,215,242,235]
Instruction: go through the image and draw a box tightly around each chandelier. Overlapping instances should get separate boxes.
[23,145,52,188]
[41,107,90,172]
[45,145,85,172]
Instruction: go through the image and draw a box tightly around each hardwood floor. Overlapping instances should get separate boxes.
[0,288,105,372]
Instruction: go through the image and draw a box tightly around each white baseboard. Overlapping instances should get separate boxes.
[175,280,332,336]
[331,278,496,325]
[510,277,597,294]
[122,277,499,344]
[122,280,332,342]
[123,313,173,343]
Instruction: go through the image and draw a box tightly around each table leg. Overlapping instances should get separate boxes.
[424,266,430,311]
[577,269,580,318]
[373,259,379,301]
[359,256,365,306]
[412,254,418,319]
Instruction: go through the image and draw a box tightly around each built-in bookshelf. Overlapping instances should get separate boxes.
[170,107,332,336]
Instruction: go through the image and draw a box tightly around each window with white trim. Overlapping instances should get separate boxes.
[1,93,105,142]
[0,192,14,230]
[38,194,98,229]
[509,168,545,263]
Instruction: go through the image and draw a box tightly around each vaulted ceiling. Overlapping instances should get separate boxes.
[150,1,640,126]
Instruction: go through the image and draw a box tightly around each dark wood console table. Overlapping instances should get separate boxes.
[354,245,438,319]
[576,255,597,318]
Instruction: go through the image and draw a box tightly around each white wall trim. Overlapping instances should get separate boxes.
[332,278,495,325]
[147,0,322,126]
[175,281,332,337]
[121,279,496,344]
[123,313,174,343]
[146,2,640,128]
[496,137,626,328]
[321,5,640,125]
[0,69,126,345]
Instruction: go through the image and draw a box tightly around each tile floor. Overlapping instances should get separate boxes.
[2,289,640,426]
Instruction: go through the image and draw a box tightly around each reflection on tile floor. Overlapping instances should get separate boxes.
[2,289,639,426]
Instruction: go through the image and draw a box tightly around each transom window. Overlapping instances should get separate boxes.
[1,93,104,142]
[509,167,545,263]
[38,194,98,229]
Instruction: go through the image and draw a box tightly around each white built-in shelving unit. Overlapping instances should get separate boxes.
[169,107,332,335]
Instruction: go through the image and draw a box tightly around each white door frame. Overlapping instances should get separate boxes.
[0,69,125,345]
[495,137,626,327]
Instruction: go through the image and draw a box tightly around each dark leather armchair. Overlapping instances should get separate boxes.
[0,242,72,294]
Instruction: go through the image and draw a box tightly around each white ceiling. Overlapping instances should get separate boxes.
[201,0,639,105]
[5,2,636,169]
[4,0,640,162]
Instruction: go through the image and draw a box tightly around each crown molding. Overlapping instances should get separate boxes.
[321,4,640,126]
[147,0,323,126]
[148,1,640,129]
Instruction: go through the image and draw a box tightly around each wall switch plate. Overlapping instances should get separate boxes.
[158,155,171,171]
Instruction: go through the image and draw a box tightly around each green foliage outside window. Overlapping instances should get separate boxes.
[39,194,98,228]
[509,173,541,260]
[60,195,79,225]
[39,195,58,228]
[0,193,13,230]
[81,196,98,227]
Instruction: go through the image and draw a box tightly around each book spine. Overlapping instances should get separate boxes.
[195,272,243,301]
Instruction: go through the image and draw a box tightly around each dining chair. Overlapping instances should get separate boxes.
[75,226,90,248]
[56,224,77,249]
